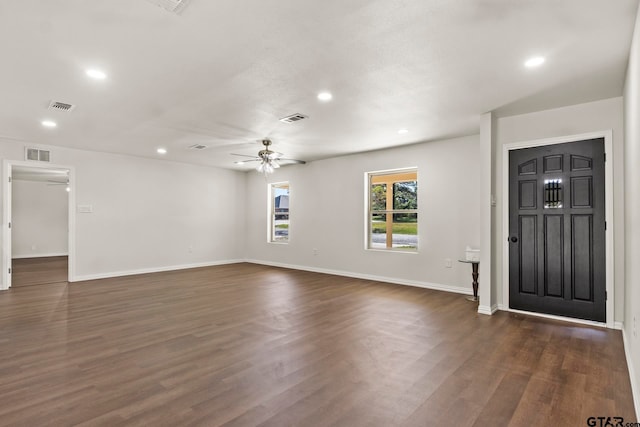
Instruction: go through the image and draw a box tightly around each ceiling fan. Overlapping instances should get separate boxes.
[232,139,306,175]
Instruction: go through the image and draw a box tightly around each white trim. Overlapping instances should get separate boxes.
[245,258,473,295]
[479,112,493,311]
[2,160,11,290]
[2,160,76,289]
[72,259,244,282]
[622,327,640,421]
[613,321,624,331]
[12,252,69,259]
[501,130,615,328]
[478,304,499,315]
[504,307,607,328]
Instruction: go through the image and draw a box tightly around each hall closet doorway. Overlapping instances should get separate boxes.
[2,161,76,290]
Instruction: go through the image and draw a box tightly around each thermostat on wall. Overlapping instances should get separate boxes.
[77,205,93,213]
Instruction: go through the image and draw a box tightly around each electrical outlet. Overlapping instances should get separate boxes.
[445,258,452,268]
[313,248,319,256]
[188,245,193,253]
[31,244,36,251]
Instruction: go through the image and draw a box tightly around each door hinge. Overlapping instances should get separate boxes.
[606,291,608,300]
[8,268,11,274]
[8,222,11,229]
[8,176,11,183]
[605,221,607,230]
[604,153,606,162]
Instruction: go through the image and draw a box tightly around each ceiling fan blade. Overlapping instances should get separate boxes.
[231,153,260,159]
[277,158,306,164]
[234,159,262,164]
[267,152,284,159]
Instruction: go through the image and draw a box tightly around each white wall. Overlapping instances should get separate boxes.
[493,97,626,323]
[12,180,68,258]
[624,2,640,416]
[244,135,482,294]
[0,140,246,281]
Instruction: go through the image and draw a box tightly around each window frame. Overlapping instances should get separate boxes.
[268,181,290,244]
[365,168,418,252]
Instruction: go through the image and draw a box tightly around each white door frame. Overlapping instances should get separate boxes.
[1,160,76,289]
[501,130,614,328]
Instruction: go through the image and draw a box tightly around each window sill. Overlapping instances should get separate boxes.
[365,248,419,254]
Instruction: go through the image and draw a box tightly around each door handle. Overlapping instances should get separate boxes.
[510,236,518,243]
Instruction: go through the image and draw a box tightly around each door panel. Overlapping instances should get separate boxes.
[518,215,537,294]
[544,214,563,298]
[509,138,605,322]
[572,215,593,301]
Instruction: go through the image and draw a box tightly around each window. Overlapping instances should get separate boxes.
[367,169,417,251]
[269,182,289,243]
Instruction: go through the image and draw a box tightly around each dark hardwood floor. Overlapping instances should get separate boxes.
[11,256,68,287]
[0,263,635,426]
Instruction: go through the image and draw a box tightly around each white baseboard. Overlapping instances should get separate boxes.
[478,304,499,315]
[622,327,640,421]
[245,259,473,296]
[12,252,68,259]
[614,321,624,331]
[72,259,245,282]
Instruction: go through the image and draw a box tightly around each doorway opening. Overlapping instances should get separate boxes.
[2,161,76,290]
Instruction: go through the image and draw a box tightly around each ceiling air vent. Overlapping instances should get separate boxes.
[25,147,51,163]
[279,113,308,124]
[188,144,208,150]
[145,0,191,14]
[48,101,75,113]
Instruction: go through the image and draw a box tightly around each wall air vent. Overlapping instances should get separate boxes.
[25,147,51,163]
[188,144,208,150]
[145,0,191,14]
[48,101,75,112]
[279,113,308,123]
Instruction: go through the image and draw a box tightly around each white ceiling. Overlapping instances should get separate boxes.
[0,0,637,170]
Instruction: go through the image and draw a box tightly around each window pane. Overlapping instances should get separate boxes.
[273,213,289,241]
[370,213,387,249]
[392,213,417,250]
[371,184,386,211]
[393,181,417,209]
[544,179,563,209]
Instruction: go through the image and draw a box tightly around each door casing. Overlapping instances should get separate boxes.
[502,130,614,328]
[1,160,76,290]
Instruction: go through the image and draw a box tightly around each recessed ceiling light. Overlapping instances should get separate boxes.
[41,120,57,128]
[317,92,333,101]
[86,69,107,80]
[398,129,409,134]
[156,148,167,154]
[524,56,545,68]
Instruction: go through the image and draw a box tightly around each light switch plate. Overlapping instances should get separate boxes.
[78,204,93,213]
